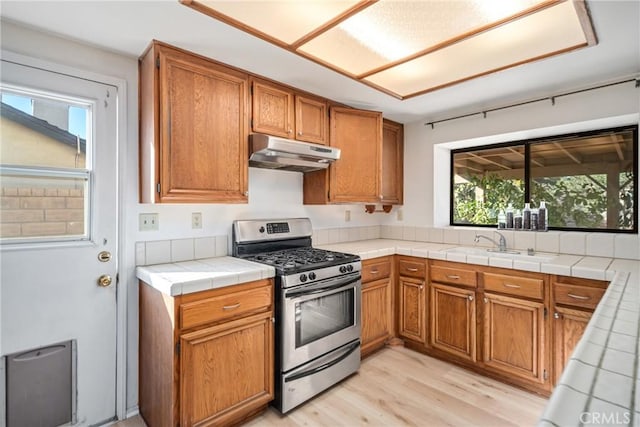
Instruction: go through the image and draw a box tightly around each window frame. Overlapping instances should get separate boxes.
[450,125,639,233]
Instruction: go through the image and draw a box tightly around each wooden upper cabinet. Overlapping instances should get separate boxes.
[295,95,328,144]
[251,79,328,145]
[139,41,249,203]
[328,106,383,203]
[251,78,294,139]
[381,119,404,204]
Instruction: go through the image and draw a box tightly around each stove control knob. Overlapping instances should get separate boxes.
[259,226,265,233]
[308,272,316,281]
[339,266,347,273]
[347,265,354,272]
[299,274,307,282]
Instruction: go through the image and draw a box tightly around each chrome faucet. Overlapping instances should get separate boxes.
[474,231,507,252]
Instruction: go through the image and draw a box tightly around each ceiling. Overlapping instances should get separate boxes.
[1,1,638,124]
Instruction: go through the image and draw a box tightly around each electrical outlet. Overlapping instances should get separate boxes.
[345,210,351,222]
[139,213,159,231]
[397,209,404,221]
[192,212,202,229]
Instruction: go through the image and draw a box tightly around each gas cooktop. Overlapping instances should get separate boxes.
[241,247,359,275]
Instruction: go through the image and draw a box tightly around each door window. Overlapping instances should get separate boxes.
[0,88,92,242]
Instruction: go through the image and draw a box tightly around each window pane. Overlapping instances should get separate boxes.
[1,90,88,169]
[453,145,525,225]
[530,129,636,230]
[0,173,88,241]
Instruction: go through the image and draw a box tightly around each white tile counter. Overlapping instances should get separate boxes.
[319,239,640,426]
[135,256,275,296]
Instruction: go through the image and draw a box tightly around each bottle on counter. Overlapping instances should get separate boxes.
[506,203,514,229]
[538,201,548,231]
[514,209,523,229]
[523,203,531,230]
[498,210,506,229]
[531,208,539,231]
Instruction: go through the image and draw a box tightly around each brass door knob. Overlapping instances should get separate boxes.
[98,274,112,287]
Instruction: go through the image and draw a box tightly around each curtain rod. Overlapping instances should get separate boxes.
[424,77,640,129]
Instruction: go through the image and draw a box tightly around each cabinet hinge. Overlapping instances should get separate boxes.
[175,342,180,355]
[543,369,548,381]
[544,307,548,319]
[157,183,161,194]
[155,55,160,69]
[250,85,253,95]
[250,118,253,128]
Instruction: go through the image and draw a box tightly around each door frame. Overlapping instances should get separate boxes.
[1,49,129,420]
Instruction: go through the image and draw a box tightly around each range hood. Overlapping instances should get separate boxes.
[249,133,340,173]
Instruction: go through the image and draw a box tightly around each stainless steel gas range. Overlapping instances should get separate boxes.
[232,218,361,413]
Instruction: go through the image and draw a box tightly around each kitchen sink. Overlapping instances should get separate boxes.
[445,246,557,263]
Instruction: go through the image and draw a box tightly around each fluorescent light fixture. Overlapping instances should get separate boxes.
[181,0,597,99]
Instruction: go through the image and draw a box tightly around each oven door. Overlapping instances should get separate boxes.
[281,272,361,371]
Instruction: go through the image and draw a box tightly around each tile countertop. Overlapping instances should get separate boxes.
[318,239,640,427]
[135,256,275,296]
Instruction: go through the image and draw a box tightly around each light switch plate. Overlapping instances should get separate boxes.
[139,213,159,231]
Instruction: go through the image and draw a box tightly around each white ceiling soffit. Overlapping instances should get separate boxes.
[182,0,597,100]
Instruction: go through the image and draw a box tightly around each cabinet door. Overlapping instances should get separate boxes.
[295,95,327,145]
[553,305,591,384]
[180,312,273,427]
[361,278,392,357]
[430,282,476,362]
[251,79,293,138]
[381,120,403,204]
[158,47,248,203]
[329,107,382,203]
[398,276,426,343]
[482,293,546,385]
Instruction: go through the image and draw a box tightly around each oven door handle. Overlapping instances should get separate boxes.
[285,276,360,299]
[284,341,360,383]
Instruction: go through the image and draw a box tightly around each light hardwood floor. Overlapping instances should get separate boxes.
[115,346,547,427]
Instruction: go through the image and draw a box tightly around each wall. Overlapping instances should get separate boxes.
[0,20,382,416]
[388,81,640,230]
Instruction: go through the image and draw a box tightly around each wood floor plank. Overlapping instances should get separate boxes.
[120,346,547,427]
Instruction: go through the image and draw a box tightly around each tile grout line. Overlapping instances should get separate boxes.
[629,279,640,425]
[579,274,629,427]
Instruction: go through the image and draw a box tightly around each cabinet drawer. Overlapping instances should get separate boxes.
[180,285,272,330]
[430,265,476,288]
[398,258,426,278]
[483,273,544,300]
[362,258,391,282]
[554,283,605,310]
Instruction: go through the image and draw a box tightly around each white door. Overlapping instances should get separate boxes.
[0,59,118,425]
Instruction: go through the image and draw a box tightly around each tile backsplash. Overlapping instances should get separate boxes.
[380,226,640,260]
[136,225,639,266]
[136,225,381,266]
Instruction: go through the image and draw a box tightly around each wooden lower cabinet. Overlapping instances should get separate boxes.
[430,283,476,362]
[361,278,392,356]
[398,276,426,344]
[482,292,546,385]
[180,312,273,426]
[551,275,607,383]
[139,279,274,427]
[552,305,591,383]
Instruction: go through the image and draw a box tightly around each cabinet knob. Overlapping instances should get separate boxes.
[553,312,560,319]
[298,131,302,136]
[244,191,249,197]
[288,129,293,134]
[468,295,474,301]
[483,297,488,304]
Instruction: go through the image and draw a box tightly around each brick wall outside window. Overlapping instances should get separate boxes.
[1,186,85,238]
